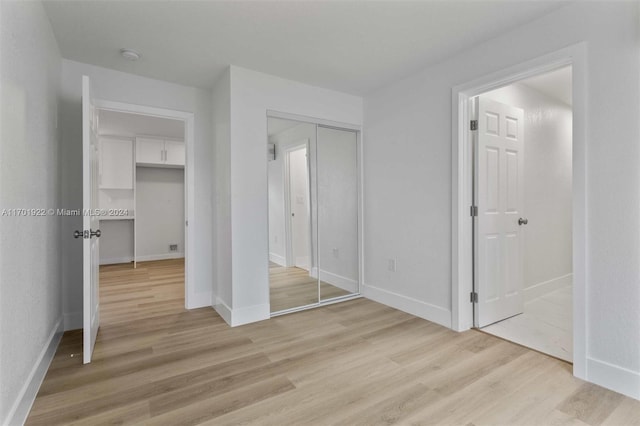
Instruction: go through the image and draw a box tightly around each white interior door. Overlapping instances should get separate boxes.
[289,146,310,270]
[475,97,525,327]
[82,75,100,364]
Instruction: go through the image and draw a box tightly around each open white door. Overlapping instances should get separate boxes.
[475,97,525,327]
[81,75,100,363]
[289,145,311,271]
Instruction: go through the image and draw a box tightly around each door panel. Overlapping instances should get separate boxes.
[317,126,359,300]
[164,140,185,166]
[476,98,525,327]
[136,137,163,164]
[82,75,100,364]
[289,147,310,270]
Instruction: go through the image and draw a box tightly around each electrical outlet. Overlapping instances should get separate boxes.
[274,235,278,243]
[388,259,396,272]
[169,244,178,252]
[332,248,339,258]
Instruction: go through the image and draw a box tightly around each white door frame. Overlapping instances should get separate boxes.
[283,140,310,268]
[94,99,197,309]
[451,43,587,379]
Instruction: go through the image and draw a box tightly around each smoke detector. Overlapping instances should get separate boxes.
[120,48,141,61]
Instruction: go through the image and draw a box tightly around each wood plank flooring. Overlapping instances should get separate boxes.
[26,260,640,425]
[269,263,351,312]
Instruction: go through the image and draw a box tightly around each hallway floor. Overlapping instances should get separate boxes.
[481,285,572,362]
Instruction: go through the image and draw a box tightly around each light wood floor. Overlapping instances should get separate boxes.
[269,263,351,312]
[26,260,640,425]
[482,285,573,362]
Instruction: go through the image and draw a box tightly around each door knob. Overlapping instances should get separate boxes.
[90,229,101,238]
[73,230,84,239]
[518,218,528,226]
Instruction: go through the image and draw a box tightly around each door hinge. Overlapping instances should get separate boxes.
[470,205,478,217]
[470,292,478,303]
[470,120,478,131]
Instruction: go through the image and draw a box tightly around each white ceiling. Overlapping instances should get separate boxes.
[99,109,184,139]
[520,66,572,106]
[42,1,568,95]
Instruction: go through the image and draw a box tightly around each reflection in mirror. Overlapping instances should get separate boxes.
[268,117,318,312]
[317,126,359,301]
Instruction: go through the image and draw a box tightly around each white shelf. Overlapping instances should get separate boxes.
[99,216,135,221]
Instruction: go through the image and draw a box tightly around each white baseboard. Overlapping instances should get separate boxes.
[213,298,270,327]
[587,357,640,400]
[232,303,270,326]
[214,298,233,325]
[4,318,63,426]
[64,311,82,331]
[99,256,133,266]
[136,253,185,262]
[269,253,286,266]
[362,283,452,328]
[525,273,572,302]
[319,270,358,293]
[186,291,212,309]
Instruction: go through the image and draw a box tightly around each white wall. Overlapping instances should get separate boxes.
[60,60,213,329]
[0,1,63,424]
[481,83,572,299]
[363,2,639,399]
[212,69,231,309]
[214,65,362,326]
[99,220,134,264]
[136,167,185,260]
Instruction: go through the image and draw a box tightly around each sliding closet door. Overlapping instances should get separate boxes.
[317,126,359,301]
[267,118,319,313]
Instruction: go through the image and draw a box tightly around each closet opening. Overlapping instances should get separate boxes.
[94,105,189,324]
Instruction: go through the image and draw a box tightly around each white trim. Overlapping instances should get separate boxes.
[213,298,233,325]
[4,318,63,426]
[64,311,82,331]
[135,253,185,262]
[93,99,196,311]
[362,284,452,328]
[188,291,212,309]
[318,270,358,293]
[270,293,363,317]
[99,256,134,265]
[231,303,270,327]
[213,298,270,327]
[450,43,588,380]
[524,273,573,302]
[587,358,640,400]
[267,110,361,131]
[268,253,286,266]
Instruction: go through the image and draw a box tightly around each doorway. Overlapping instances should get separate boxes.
[95,107,187,324]
[287,144,311,271]
[451,45,587,376]
[472,66,573,362]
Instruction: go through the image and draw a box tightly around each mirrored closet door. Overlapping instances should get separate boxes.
[267,118,359,314]
[317,126,359,301]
